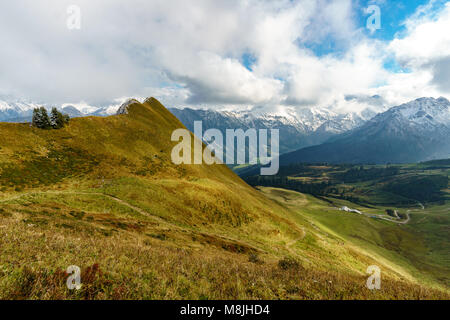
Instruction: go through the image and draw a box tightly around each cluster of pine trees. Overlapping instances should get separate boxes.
[32,107,70,129]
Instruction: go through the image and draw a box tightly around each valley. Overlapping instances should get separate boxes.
[245,162,450,289]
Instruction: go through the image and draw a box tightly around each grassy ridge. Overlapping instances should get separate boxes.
[0,98,448,299]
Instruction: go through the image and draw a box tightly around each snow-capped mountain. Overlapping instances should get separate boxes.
[0,97,127,122]
[169,106,374,155]
[0,97,40,121]
[280,97,450,165]
[0,95,376,156]
[380,96,450,129]
[220,105,374,133]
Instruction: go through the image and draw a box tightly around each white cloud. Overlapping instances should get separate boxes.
[379,1,450,103]
[0,0,449,113]
[390,2,450,68]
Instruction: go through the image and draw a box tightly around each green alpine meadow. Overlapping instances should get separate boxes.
[0,0,449,306]
[0,99,448,299]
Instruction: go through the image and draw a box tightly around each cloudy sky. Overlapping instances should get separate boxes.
[0,0,449,113]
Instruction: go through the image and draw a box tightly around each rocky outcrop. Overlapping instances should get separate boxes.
[116,99,140,115]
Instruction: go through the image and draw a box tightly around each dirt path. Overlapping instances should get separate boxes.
[0,190,271,254]
[358,209,411,224]
[377,211,410,224]
[285,236,311,264]
[0,190,177,227]
[2,190,194,229]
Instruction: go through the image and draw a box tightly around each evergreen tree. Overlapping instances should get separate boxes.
[50,107,59,128]
[50,107,67,129]
[31,108,40,127]
[63,114,70,124]
[39,107,51,129]
[32,107,70,129]
[32,107,51,129]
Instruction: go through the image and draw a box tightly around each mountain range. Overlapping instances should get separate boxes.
[2,95,449,165]
[279,97,450,165]
[0,96,121,122]
[169,107,376,155]
[0,96,377,156]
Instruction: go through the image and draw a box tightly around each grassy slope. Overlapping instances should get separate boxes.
[0,98,448,299]
[259,187,449,289]
[244,162,449,289]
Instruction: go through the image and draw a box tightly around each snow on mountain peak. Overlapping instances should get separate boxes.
[393,97,450,126]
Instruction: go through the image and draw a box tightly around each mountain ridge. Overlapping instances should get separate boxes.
[169,106,374,155]
[279,97,450,165]
[0,96,375,155]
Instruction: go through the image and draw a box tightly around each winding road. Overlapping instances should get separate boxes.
[373,210,411,224]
